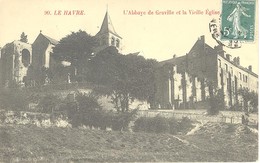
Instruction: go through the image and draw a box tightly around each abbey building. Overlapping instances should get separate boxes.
[0,11,121,87]
[155,36,258,110]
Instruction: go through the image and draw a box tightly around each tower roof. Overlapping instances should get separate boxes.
[96,11,122,39]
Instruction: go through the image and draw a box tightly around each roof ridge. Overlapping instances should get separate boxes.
[42,33,59,45]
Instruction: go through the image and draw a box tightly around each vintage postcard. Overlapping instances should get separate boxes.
[0,0,258,162]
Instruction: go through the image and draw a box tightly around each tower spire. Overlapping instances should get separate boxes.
[96,10,121,38]
[94,9,122,52]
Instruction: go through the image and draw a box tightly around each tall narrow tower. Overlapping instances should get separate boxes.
[94,11,122,52]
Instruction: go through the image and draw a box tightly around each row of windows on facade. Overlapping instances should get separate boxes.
[218,59,248,83]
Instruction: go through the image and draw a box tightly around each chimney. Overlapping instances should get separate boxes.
[173,54,176,58]
[214,45,225,57]
[233,57,237,64]
[237,57,240,65]
[248,65,252,71]
[226,54,231,61]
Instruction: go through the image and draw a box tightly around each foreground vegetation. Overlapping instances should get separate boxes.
[0,122,257,162]
[0,86,258,162]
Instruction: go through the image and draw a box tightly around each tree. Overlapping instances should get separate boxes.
[206,80,225,115]
[249,91,258,112]
[20,32,28,43]
[238,88,251,113]
[63,92,102,128]
[87,46,158,112]
[208,89,225,115]
[238,88,258,113]
[53,30,98,72]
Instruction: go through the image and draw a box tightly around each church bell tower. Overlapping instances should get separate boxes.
[94,11,122,52]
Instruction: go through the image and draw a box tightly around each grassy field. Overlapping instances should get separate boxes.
[0,122,258,162]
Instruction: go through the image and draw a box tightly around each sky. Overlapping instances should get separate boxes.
[0,0,258,73]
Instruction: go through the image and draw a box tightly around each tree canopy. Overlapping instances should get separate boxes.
[86,47,158,112]
[53,30,98,65]
[51,30,158,111]
[20,32,28,43]
[238,88,258,113]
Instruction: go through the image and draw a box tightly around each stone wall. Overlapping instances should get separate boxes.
[0,110,70,128]
[138,110,258,125]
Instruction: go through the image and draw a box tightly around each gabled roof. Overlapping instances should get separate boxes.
[159,35,258,78]
[159,55,186,67]
[218,54,258,78]
[96,11,122,38]
[41,34,59,45]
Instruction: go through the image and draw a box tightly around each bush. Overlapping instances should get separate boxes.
[133,116,193,134]
[61,92,138,130]
[168,117,179,134]
[0,88,29,111]
[133,117,149,132]
[208,90,225,115]
[61,92,102,128]
[111,109,138,131]
[149,116,169,133]
[38,94,61,113]
[98,111,114,130]
[134,116,170,134]
[178,116,193,133]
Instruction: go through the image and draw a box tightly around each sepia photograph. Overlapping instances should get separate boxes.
[0,0,258,162]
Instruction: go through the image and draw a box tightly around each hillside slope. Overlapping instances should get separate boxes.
[0,123,257,162]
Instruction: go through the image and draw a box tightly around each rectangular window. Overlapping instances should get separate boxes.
[230,67,233,76]
[232,81,235,92]
[225,64,228,72]
[218,59,221,68]
[239,72,242,80]
[245,76,248,83]
[227,78,229,90]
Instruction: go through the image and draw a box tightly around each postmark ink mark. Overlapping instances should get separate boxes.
[221,0,255,41]
[209,18,242,49]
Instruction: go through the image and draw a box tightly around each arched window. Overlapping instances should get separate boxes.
[111,37,115,46]
[21,49,30,67]
[116,39,120,48]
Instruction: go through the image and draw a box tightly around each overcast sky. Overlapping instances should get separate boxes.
[0,0,258,73]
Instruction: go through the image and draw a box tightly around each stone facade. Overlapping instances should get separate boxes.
[30,33,59,85]
[0,11,121,87]
[217,50,258,108]
[32,33,58,70]
[0,41,32,87]
[155,36,258,110]
[0,33,58,87]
